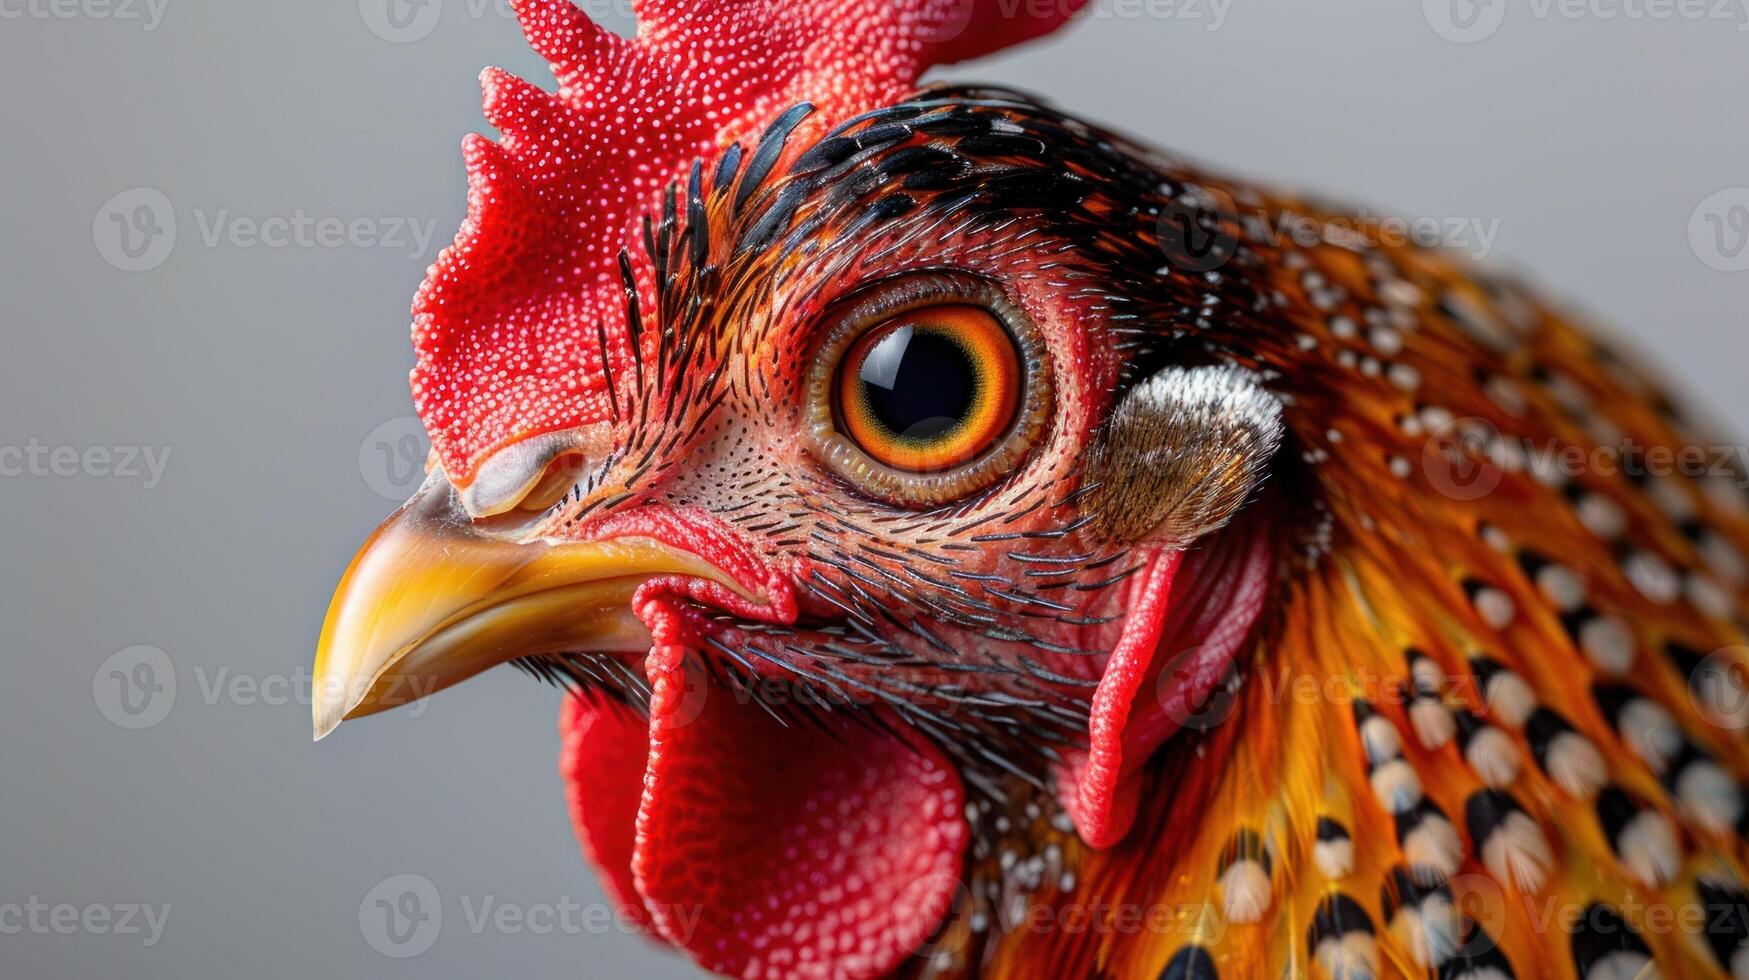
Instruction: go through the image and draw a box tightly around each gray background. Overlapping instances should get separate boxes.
[2,1,1746,977]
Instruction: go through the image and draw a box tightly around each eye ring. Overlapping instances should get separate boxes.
[803,273,1051,508]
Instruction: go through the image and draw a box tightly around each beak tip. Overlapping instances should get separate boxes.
[311,680,354,743]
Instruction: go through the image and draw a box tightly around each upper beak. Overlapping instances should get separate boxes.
[312,475,730,741]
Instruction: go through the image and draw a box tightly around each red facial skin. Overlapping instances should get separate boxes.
[413,0,1089,488]
[400,2,1275,978]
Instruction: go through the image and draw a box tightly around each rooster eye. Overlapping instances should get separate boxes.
[804,274,1050,508]
[837,305,1021,471]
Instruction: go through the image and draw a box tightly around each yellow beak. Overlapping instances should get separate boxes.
[312,477,730,741]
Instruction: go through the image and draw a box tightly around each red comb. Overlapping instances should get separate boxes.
[411,0,1087,485]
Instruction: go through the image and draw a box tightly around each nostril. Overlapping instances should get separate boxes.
[519,451,591,511]
[456,426,611,519]
[468,459,593,538]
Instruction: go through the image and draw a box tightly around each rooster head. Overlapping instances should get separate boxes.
[313,2,1749,979]
[315,1,1292,975]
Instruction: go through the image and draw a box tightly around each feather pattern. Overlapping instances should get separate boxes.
[820,90,1749,979]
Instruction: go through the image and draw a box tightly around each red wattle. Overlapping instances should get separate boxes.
[1058,516,1275,849]
[558,510,968,979]
[559,693,652,928]
[635,633,967,979]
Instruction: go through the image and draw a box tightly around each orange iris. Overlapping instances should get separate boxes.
[834,305,1022,473]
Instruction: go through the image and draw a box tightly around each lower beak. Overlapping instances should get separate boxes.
[312,477,727,741]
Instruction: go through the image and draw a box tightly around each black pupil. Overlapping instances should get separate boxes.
[857,326,976,442]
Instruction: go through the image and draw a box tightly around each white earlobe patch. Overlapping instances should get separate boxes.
[1086,364,1284,546]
